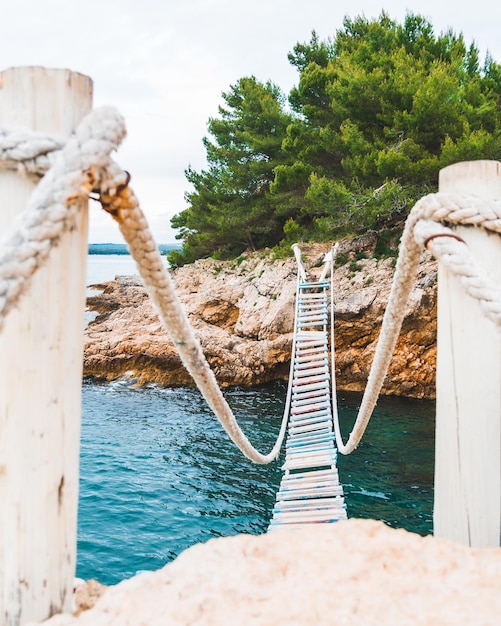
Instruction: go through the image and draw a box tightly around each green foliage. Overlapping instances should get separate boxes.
[271,218,302,259]
[170,12,501,265]
[373,228,402,259]
[274,12,501,241]
[169,77,293,265]
[335,251,349,267]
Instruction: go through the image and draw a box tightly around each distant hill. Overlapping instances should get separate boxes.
[88,243,181,255]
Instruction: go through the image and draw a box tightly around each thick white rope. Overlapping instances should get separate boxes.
[414,219,501,325]
[291,243,307,282]
[1,108,501,461]
[104,179,291,464]
[0,107,289,464]
[0,127,65,177]
[0,107,128,326]
[318,244,337,282]
[330,194,501,455]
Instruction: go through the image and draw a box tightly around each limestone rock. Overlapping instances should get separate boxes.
[30,519,501,625]
[84,242,437,398]
[72,579,106,616]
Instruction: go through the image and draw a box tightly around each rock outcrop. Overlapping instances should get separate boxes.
[30,519,501,625]
[84,240,437,399]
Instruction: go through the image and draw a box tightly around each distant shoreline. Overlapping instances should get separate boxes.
[88,243,181,255]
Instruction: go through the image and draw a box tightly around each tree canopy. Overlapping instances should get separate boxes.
[168,12,501,267]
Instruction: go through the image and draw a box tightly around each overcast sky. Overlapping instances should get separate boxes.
[1,0,500,243]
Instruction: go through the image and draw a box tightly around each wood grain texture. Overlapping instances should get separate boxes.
[0,66,92,625]
[434,160,501,547]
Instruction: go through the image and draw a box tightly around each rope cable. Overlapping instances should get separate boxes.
[329,244,344,453]
[0,107,127,326]
[291,243,307,282]
[329,198,501,455]
[101,181,291,464]
[0,107,290,464]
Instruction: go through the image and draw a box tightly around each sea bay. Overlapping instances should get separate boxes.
[79,254,435,585]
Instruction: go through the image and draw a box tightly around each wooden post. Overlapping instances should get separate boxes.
[434,160,501,547]
[0,67,92,624]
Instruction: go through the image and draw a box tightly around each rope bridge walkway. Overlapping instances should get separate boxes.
[268,277,347,529]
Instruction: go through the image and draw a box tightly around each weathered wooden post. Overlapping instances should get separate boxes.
[433,160,501,547]
[0,67,92,624]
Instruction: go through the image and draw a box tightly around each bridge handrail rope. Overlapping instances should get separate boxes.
[291,243,307,282]
[318,243,338,283]
[0,107,290,465]
[1,107,501,461]
[325,196,501,454]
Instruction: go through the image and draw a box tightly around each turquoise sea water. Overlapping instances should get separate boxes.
[86,253,138,285]
[79,255,435,585]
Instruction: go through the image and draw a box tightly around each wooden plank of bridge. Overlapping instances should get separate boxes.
[434,160,501,548]
[0,67,92,624]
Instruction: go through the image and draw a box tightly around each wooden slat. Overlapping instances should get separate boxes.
[280,474,340,488]
[277,485,344,500]
[291,401,330,414]
[294,365,329,378]
[293,374,330,386]
[286,434,335,448]
[289,414,331,428]
[291,394,330,407]
[281,468,337,481]
[273,496,345,510]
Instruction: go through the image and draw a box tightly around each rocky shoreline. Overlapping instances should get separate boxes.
[84,239,437,400]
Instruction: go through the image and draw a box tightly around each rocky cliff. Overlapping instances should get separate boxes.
[30,519,501,625]
[84,239,437,399]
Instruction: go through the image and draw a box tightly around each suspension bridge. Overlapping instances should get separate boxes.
[1,67,501,625]
[268,263,347,529]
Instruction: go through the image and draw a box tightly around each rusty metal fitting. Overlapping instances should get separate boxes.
[423,232,466,250]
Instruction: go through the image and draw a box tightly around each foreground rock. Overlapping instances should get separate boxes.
[31,519,501,625]
[84,241,437,398]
